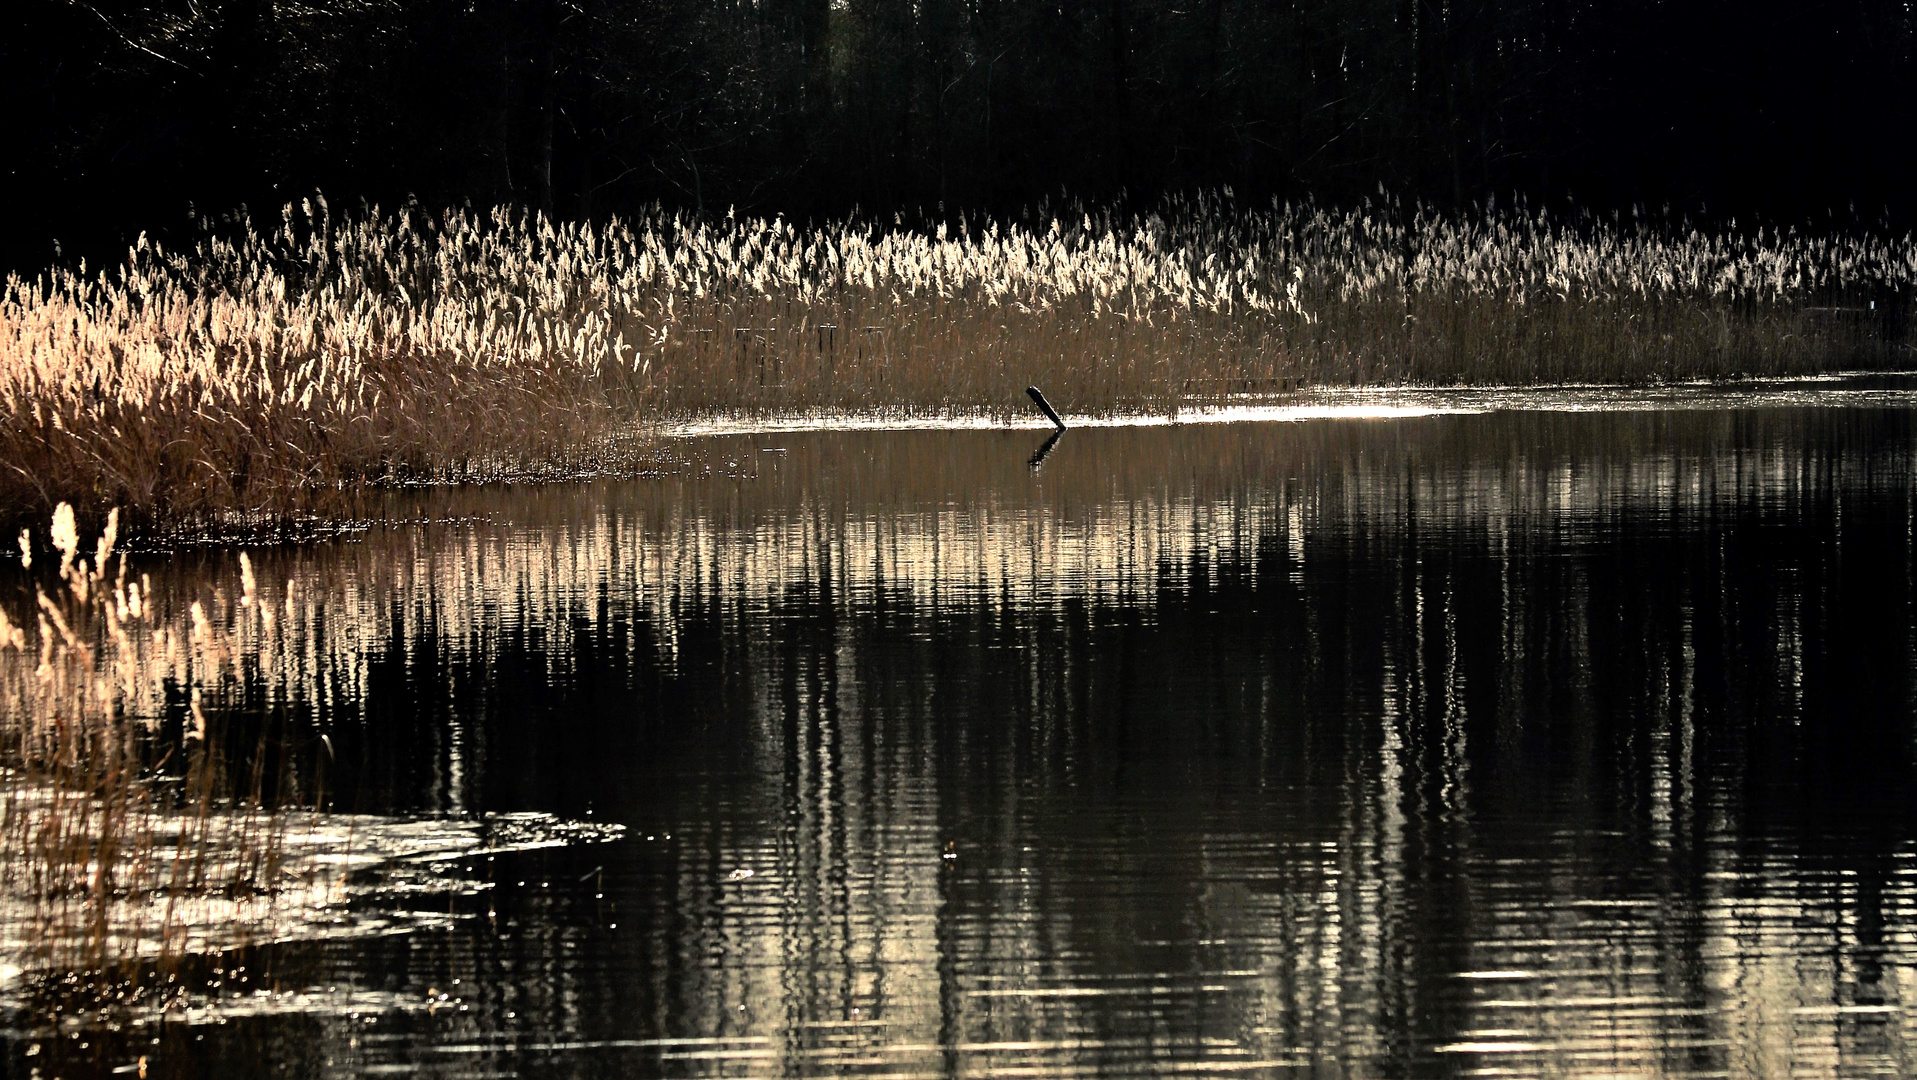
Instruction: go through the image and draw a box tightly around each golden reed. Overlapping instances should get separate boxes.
[3,193,1910,526]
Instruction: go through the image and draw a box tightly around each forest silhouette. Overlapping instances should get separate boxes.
[5,0,1913,271]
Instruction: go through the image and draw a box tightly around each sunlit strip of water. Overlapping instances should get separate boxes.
[0,799,622,1001]
[659,371,1917,436]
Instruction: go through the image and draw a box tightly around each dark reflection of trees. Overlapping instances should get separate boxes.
[97,408,1917,1078]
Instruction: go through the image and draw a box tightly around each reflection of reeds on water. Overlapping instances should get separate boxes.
[5,194,1913,525]
[3,415,1906,1059]
[301,419,1917,1076]
[0,505,311,997]
[201,412,1914,691]
[0,505,628,1005]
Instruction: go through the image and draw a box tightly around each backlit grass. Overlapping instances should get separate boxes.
[3,193,1911,526]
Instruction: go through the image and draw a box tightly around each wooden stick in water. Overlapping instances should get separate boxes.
[1025,386,1066,430]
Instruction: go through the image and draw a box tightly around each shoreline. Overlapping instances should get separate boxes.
[657,370,1917,437]
[8,197,1913,527]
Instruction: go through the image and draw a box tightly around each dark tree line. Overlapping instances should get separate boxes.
[5,0,1915,271]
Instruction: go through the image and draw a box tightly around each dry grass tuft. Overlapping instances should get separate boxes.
[4,193,1911,526]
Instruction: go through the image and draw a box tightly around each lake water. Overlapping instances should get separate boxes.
[9,382,1917,1078]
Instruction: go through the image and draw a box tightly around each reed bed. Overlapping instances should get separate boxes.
[0,503,632,1009]
[4,193,1913,525]
[0,505,311,998]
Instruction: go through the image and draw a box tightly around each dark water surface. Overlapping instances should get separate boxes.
[15,403,1917,1078]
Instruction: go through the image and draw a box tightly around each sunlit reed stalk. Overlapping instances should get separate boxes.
[3,192,1911,527]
